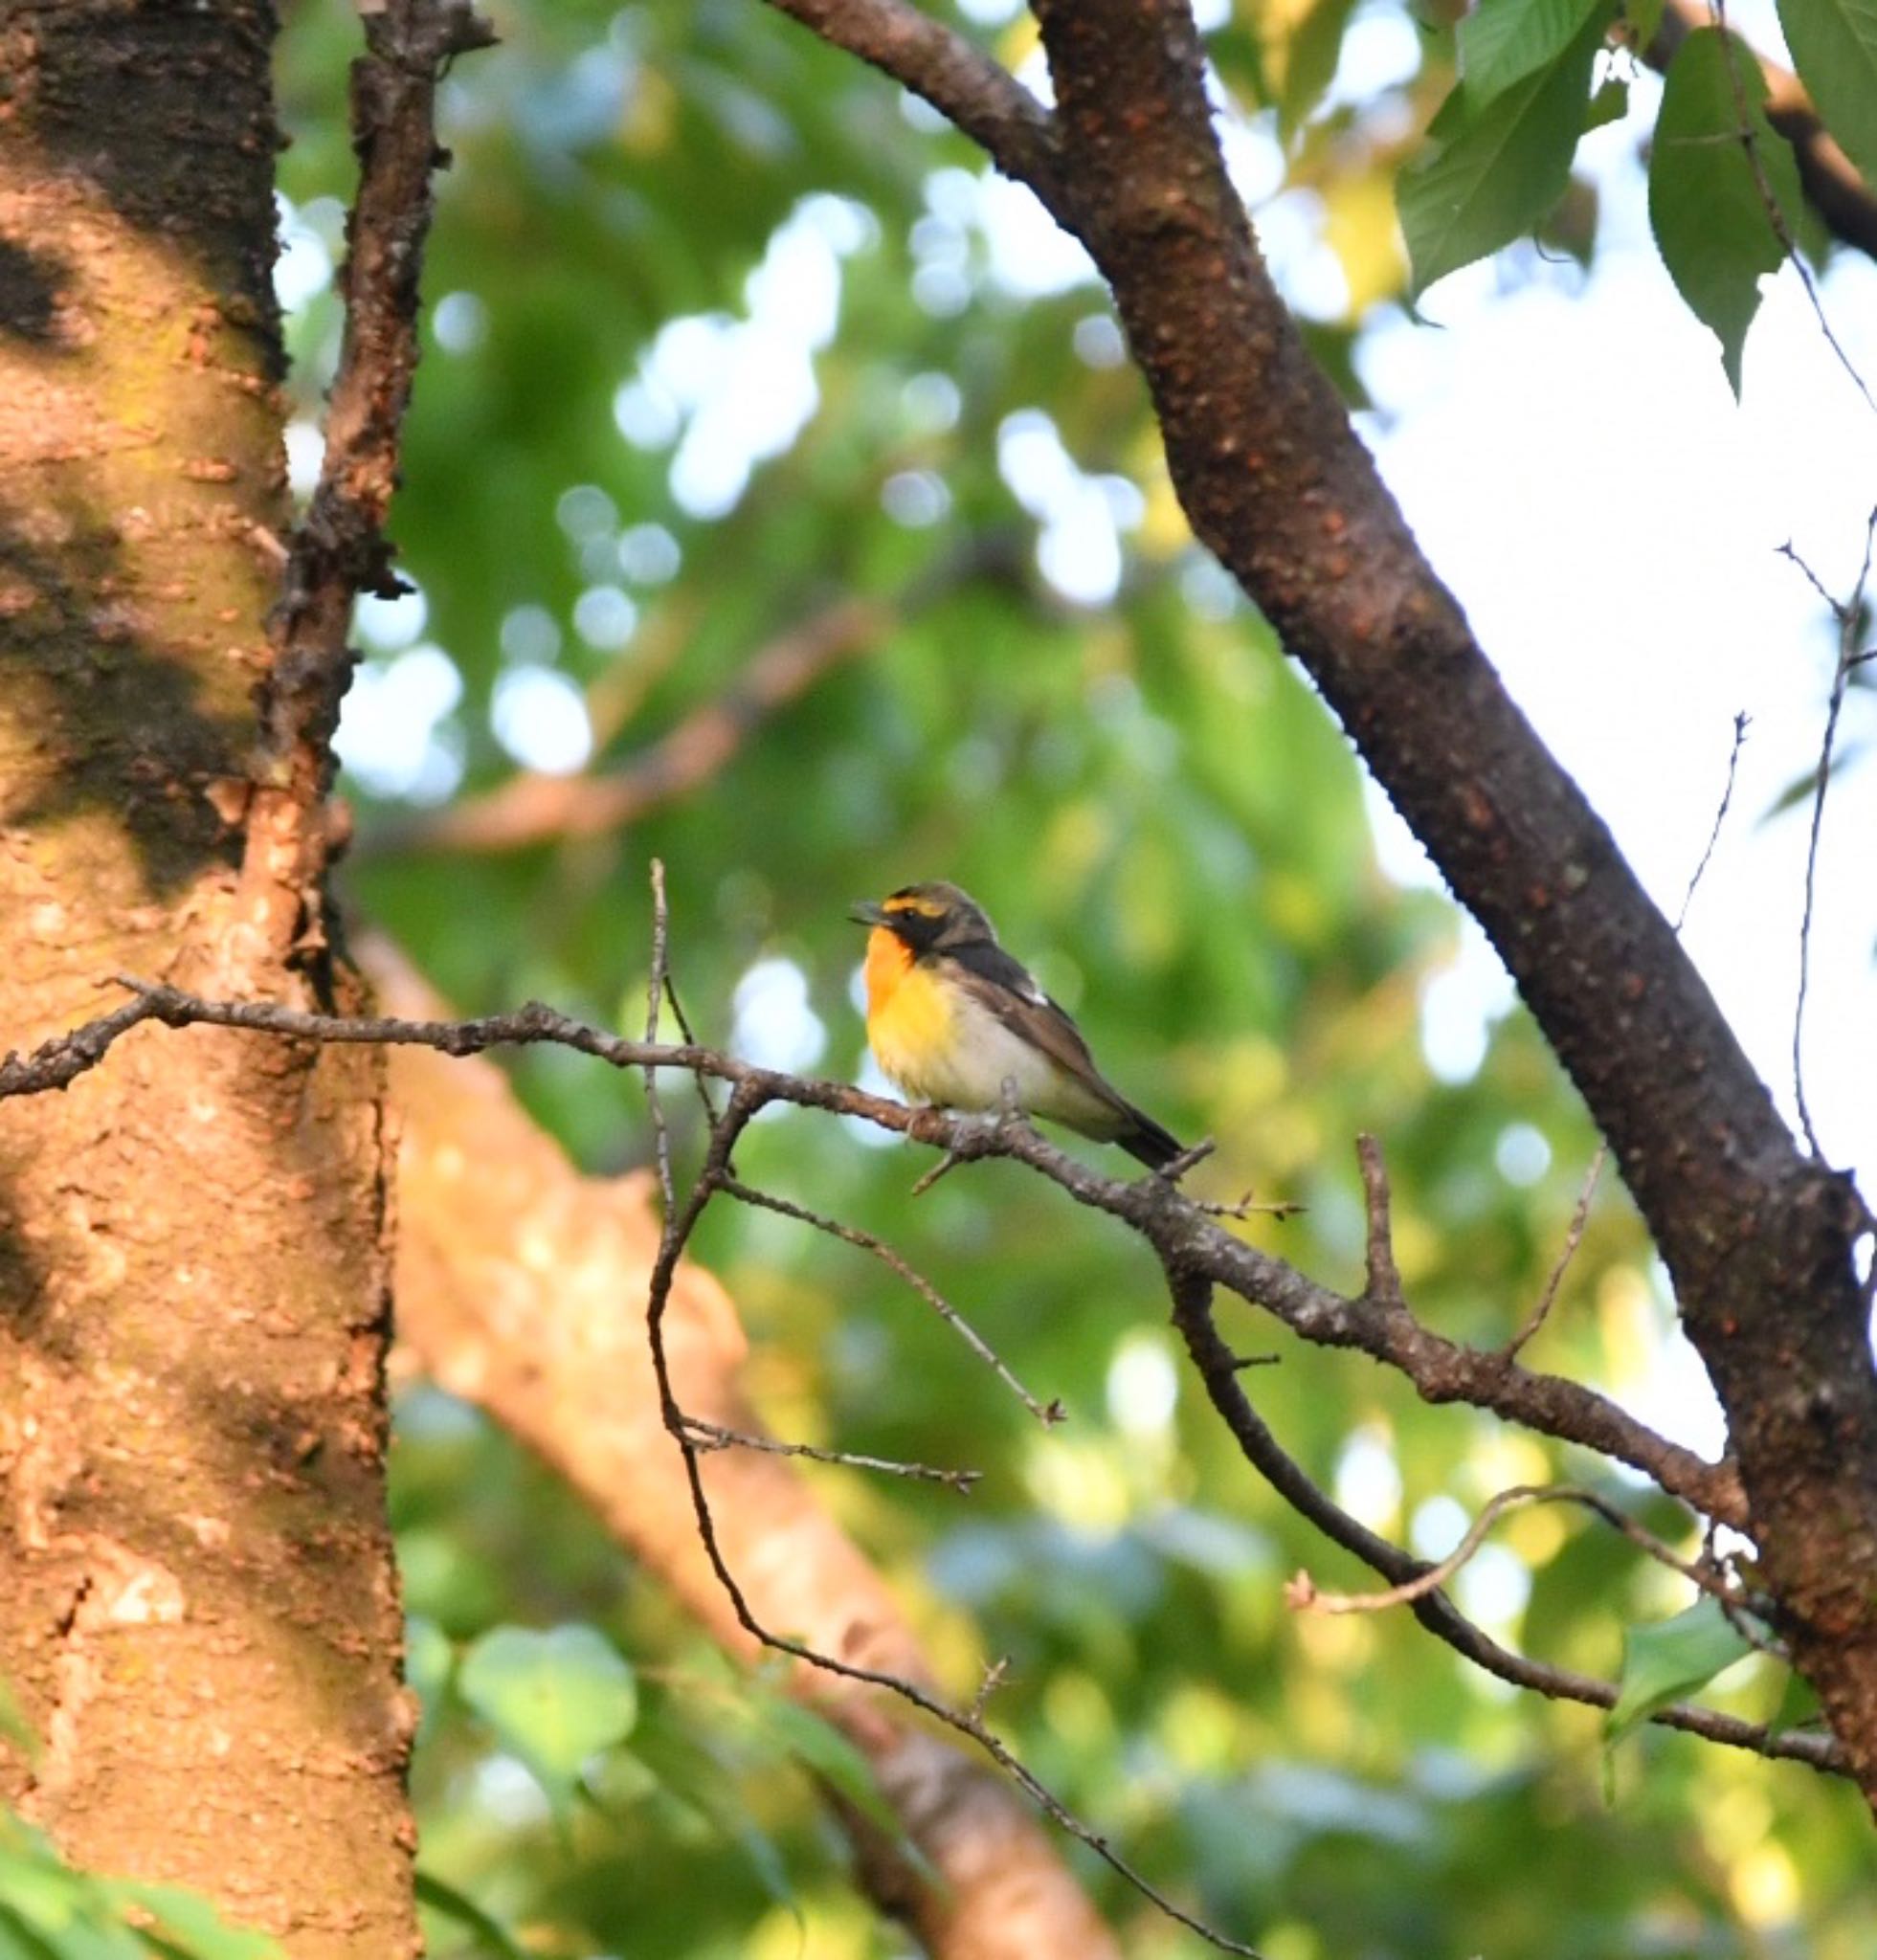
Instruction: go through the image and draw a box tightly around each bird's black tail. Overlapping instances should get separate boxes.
[1116,1104,1184,1171]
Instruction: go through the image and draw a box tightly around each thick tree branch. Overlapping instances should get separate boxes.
[0,982,1740,1526]
[763,0,1064,202]
[763,0,1877,1809]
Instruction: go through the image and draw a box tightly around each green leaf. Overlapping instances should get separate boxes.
[1584,76,1630,130]
[1605,1597,1756,1745]
[110,1886,280,1960]
[413,1873,529,1960]
[1647,27,1804,393]
[1767,1666,1822,1738]
[1277,0,1363,138]
[1776,0,1877,194]
[749,1695,900,1838]
[402,1615,453,1743]
[458,1623,638,1812]
[1398,9,1606,297]
[1459,0,1612,108]
[1622,0,1666,48]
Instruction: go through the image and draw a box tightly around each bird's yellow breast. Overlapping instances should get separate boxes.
[863,927,955,1096]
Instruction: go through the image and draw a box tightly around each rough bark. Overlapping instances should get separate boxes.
[372,945,1124,1960]
[761,0,1877,1806]
[1026,0,1877,1803]
[0,6,416,1950]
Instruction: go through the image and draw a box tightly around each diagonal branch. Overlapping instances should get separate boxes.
[765,0,1877,1811]
[763,0,1064,199]
[369,594,887,857]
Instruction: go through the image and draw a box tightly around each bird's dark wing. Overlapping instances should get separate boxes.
[940,939,1185,1169]
[943,940,1120,1103]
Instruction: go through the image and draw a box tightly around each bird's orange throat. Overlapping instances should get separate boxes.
[863,924,914,1016]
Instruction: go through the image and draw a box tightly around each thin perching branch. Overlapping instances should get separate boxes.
[2,975,1747,1531]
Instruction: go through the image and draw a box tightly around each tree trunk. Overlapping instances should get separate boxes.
[0,6,418,1951]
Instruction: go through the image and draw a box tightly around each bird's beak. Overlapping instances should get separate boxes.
[848,899,889,927]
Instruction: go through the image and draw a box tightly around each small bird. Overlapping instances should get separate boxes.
[850,881,1183,1169]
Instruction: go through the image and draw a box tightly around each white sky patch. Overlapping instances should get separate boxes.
[882,470,950,527]
[1494,1123,1553,1188]
[1453,1543,1531,1632]
[616,522,682,584]
[556,483,618,542]
[572,583,637,651]
[1322,3,1426,114]
[731,958,828,1074]
[998,408,1139,605]
[284,420,324,500]
[273,192,333,314]
[1410,1494,1470,1561]
[1418,918,1517,1084]
[335,645,464,804]
[903,369,963,431]
[354,582,427,654]
[613,196,872,520]
[1332,1427,1403,1532]
[1106,1331,1180,1437]
[433,290,487,354]
[841,1051,903,1149]
[1358,126,1877,1181]
[491,667,592,775]
[499,604,561,666]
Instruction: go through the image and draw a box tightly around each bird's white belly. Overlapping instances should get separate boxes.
[883,991,1117,1133]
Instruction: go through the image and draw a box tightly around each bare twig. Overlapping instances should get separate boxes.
[10,974,1840,1780]
[1286,1481,1766,1621]
[718,1175,1064,1427]
[678,1414,982,1493]
[1500,1147,1605,1360]
[644,858,678,1217]
[761,0,1065,201]
[1162,1270,1840,1771]
[1783,510,1877,1159]
[1674,711,1751,932]
[0,991,166,1098]
[240,0,495,960]
[643,1099,1269,1957]
[13,980,1745,1529]
[1355,1134,1405,1310]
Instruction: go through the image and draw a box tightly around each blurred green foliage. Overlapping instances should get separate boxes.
[259,0,1877,1952]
